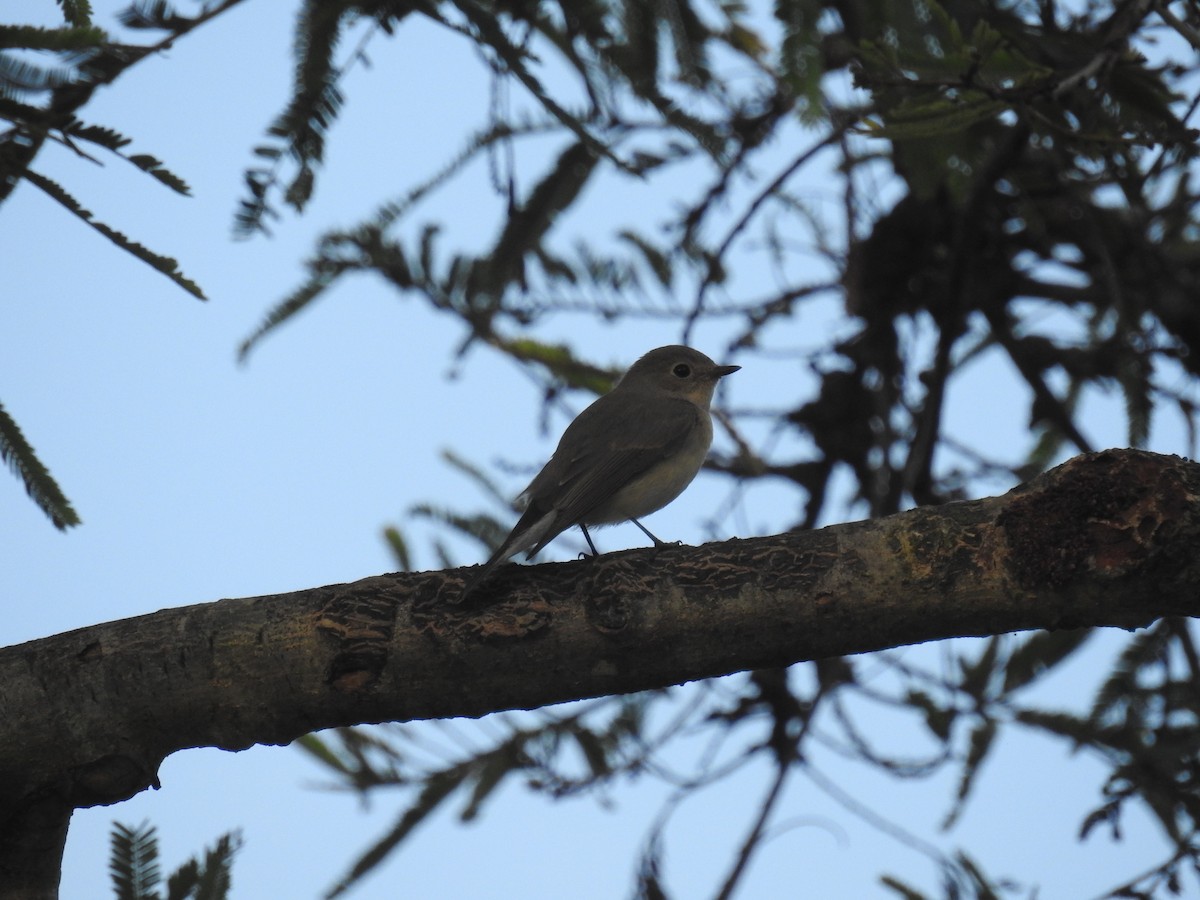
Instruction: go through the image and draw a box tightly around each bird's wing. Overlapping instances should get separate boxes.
[521,392,701,556]
[459,393,702,597]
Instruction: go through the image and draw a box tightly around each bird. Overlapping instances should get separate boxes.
[459,345,739,597]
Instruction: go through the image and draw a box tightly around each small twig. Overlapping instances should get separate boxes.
[711,759,792,900]
[683,127,848,344]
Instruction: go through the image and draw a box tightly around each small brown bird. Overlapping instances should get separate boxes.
[461,345,739,596]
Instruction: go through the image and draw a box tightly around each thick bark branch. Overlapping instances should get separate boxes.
[2,449,1198,896]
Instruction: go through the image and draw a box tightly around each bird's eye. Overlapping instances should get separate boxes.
[672,364,691,378]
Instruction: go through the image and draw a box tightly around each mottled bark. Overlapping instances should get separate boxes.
[2,449,1197,896]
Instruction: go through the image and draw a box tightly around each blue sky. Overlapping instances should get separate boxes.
[4,1,1193,897]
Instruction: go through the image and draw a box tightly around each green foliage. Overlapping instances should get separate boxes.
[163,833,241,900]
[1001,629,1093,694]
[307,701,648,897]
[6,0,1200,896]
[300,621,1200,898]
[0,25,107,98]
[245,11,1200,886]
[109,821,242,900]
[239,0,1200,529]
[303,0,1200,867]
[0,23,106,53]
[940,717,996,830]
[881,850,1010,900]
[2,1,225,525]
[0,4,204,281]
[24,171,204,299]
[234,0,374,237]
[0,399,80,529]
[57,1,95,28]
[119,0,200,32]
[382,525,412,571]
[109,821,159,900]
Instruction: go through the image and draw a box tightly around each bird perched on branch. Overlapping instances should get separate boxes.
[460,345,739,598]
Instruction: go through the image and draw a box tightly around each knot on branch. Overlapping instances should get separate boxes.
[999,449,1200,592]
[315,578,399,692]
[70,753,160,807]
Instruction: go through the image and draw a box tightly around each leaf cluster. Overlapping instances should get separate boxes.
[7,0,1200,896]
[231,3,1200,894]
[295,622,1200,899]
[882,620,1200,899]
[240,0,1200,531]
[109,820,241,900]
[1,1,233,528]
[299,698,650,897]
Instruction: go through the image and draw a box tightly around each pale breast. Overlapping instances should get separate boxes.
[583,409,713,524]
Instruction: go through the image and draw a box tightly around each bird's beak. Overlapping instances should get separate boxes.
[713,364,740,378]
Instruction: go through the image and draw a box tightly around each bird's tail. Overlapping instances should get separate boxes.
[456,508,558,601]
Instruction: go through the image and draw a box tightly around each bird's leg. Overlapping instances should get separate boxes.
[579,524,601,558]
[631,518,669,547]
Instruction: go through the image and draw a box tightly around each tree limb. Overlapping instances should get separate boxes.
[2,449,1197,896]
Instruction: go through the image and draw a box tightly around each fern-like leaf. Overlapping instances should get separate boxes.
[57,1,95,27]
[459,742,524,822]
[125,153,191,194]
[0,23,107,52]
[440,448,512,507]
[109,820,161,900]
[294,732,357,778]
[24,169,206,299]
[232,0,348,235]
[166,859,199,900]
[66,120,132,150]
[1089,623,1171,725]
[1013,708,1091,744]
[163,830,242,900]
[618,229,673,287]
[236,257,350,360]
[879,874,931,900]
[475,141,599,296]
[59,121,192,193]
[325,768,468,898]
[940,717,997,830]
[382,525,412,571]
[409,503,510,554]
[495,338,615,393]
[190,832,241,900]
[1001,628,1093,694]
[858,95,1007,140]
[0,54,77,98]
[118,1,194,32]
[0,399,80,529]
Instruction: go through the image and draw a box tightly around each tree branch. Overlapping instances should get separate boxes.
[2,449,1198,895]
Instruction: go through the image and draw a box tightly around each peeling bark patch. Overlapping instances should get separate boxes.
[586,560,644,632]
[663,531,841,598]
[672,551,746,595]
[412,571,555,644]
[998,450,1194,591]
[456,599,554,643]
[315,583,398,692]
[754,530,841,594]
[588,556,648,593]
[891,508,987,590]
